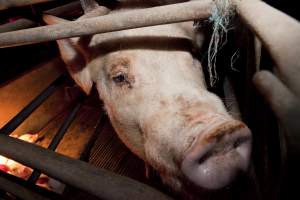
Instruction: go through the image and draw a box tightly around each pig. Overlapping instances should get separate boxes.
[43,0,252,197]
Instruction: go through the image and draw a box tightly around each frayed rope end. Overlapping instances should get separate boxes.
[195,0,236,87]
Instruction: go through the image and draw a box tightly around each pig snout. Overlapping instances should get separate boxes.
[181,122,252,190]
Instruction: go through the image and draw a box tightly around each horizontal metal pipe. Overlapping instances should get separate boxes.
[0,134,172,200]
[28,99,83,183]
[0,18,36,33]
[0,0,56,10]
[0,75,65,135]
[0,0,213,48]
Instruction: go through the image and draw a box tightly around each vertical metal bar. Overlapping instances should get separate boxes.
[79,113,107,161]
[0,75,65,136]
[27,97,84,184]
[48,101,83,151]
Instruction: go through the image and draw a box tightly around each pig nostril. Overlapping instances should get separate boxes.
[196,151,211,165]
[181,126,252,190]
[233,137,245,149]
[233,140,240,148]
[233,136,249,149]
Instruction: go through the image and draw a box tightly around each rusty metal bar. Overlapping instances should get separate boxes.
[0,0,213,48]
[28,98,83,183]
[0,19,36,33]
[0,0,57,10]
[0,134,172,200]
[0,75,65,136]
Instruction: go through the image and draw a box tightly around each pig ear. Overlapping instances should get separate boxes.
[43,14,93,95]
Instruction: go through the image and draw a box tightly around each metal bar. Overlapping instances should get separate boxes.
[0,19,36,33]
[48,101,83,151]
[223,77,241,120]
[0,134,172,200]
[0,0,57,11]
[28,99,83,183]
[80,0,99,13]
[234,0,300,156]
[44,1,83,16]
[44,1,82,17]
[0,75,65,136]
[79,113,107,161]
[234,0,300,93]
[0,171,58,200]
[0,0,213,48]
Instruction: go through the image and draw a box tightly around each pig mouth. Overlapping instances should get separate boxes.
[181,120,252,190]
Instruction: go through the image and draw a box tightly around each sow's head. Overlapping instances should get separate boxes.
[44,8,252,196]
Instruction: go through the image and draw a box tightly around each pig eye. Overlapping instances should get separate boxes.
[112,73,127,84]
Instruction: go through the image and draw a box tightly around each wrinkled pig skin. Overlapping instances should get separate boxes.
[44,0,252,197]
